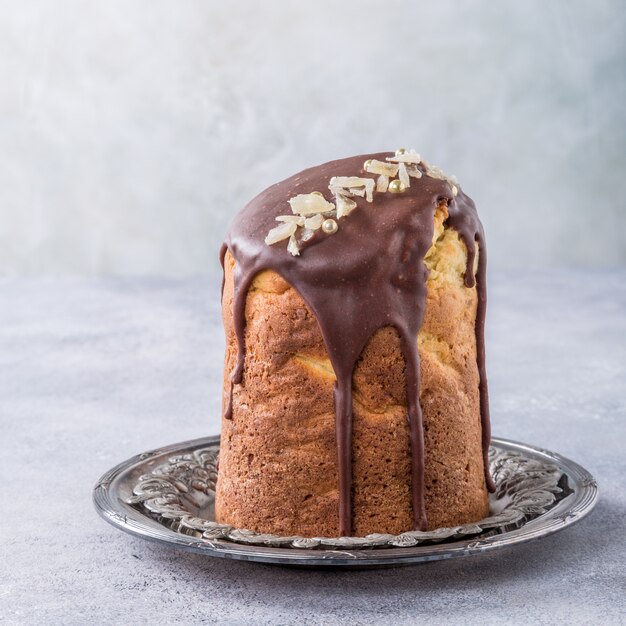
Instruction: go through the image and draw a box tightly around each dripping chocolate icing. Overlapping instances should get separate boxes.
[220,152,495,536]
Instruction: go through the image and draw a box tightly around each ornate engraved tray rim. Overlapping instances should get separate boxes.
[93,436,598,568]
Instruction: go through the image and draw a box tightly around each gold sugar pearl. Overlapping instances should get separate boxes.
[363,159,372,171]
[388,179,406,193]
[322,219,338,234]
[395,148,407,156]
[311,191,324,197]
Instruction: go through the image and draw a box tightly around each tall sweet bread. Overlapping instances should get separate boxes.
[215,150,495,537]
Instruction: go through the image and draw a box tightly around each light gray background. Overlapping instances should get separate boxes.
[2,0,625,275]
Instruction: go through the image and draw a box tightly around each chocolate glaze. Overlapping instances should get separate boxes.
[221,152,495,536]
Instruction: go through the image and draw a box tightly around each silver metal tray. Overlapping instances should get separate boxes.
[93,436,597,568]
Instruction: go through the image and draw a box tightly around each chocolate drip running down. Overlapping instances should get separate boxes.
[221,152,495,536]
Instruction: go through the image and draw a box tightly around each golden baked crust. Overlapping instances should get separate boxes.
[215,204,489,536]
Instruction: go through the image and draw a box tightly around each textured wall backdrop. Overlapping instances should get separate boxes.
[1,0,625,275]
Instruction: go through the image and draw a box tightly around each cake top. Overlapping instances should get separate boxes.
[225,149,472,265]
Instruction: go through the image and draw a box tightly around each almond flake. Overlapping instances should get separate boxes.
[406,164,423,179]
[386,150,421,164]
[287,234,300,256]
[304,214,324,230]
[346,187,366,197]
[426,165,446,180]
[289,193,335,216]
[376,174,389,192]
[265,221,297,246]
[329,176,371,189]
[301,228,315,242]
[276,215,305,226]
[364,160,399,177]
[398,162,410,188]
[329,176,375,203]
[335,193,357,218]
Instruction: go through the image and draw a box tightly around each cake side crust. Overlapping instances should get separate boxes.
[215,207,489,536]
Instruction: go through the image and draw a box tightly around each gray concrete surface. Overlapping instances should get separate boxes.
[0,271,624,625]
